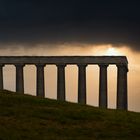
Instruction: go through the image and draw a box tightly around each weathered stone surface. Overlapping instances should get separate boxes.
[78,64,87,104]
[99,64,108,108]
[36,64,46,97]
[0,56,128,66]
[0,56,128,110]
[15,64,25,93]
[117,64,128,110]
[57,64,66,101]
[0,64,4,90]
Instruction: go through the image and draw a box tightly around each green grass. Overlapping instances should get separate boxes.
[0,90,140,140]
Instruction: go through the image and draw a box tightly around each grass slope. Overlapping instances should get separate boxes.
[0,90,140,140]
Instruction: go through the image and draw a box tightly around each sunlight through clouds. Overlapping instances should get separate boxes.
[0,43,139,112]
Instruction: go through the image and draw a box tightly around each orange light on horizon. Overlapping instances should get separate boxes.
[105,47,122,56]
[90,45,125,56]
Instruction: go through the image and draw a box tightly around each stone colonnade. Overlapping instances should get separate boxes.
[0,56,128,110]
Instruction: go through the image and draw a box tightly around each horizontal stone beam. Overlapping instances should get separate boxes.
[0,56,128,65]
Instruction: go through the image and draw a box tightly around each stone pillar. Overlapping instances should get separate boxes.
[57,64,66,101]
[0,64,4,90]
[77,64,87,104]
[99,64,109,108]
[15,64,25,93]
[36,64,46,97]
[117,64,128,110]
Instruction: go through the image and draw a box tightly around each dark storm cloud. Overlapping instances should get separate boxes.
[0,0,140,50]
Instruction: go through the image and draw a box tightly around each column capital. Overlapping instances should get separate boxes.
[56,64,66,67]
[35,63,46,67]
[98,63,109,68]
[15,63,25,67]
[77,64,88,67]
[0,64,5,67]
[116,64,128,72]
[116,63,127,67]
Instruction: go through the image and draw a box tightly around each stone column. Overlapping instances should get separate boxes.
[77,64,87,104]
[117,64,128,110]
[15,64,25,93]
[57,64,66,101]
[36,64,46,97]
[99,64,109,108]
[0,64,4,90]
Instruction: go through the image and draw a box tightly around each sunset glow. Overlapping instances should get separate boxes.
[105,47,122,56]
[0,43,140,112]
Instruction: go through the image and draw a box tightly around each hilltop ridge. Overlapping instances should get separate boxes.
[0,90,140,140]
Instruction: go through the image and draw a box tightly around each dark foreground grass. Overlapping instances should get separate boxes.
[0,90,140,140]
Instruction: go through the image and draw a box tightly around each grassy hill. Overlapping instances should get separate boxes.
[0,90,140,140]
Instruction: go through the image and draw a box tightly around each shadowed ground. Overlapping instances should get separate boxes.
[0,90,139,140]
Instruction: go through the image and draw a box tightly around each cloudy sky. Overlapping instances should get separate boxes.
[0,0,140,50]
